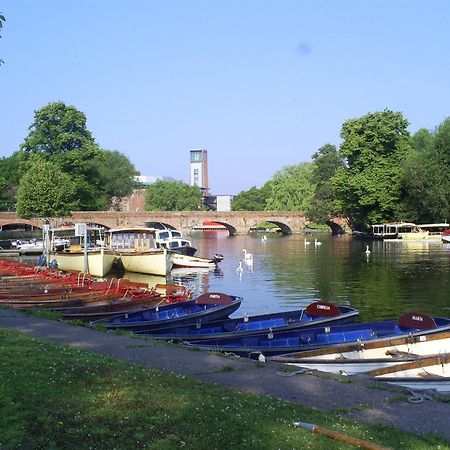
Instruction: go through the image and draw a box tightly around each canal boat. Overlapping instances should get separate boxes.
[107,227,173,276]
[184,312,450,359]
[134,301,359,340]
[269,329,450,375]
[367,353,450,392]
[101,292,242,332]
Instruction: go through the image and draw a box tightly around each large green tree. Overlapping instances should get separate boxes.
[16,159,78,218]
[18,102,136,211]
[307,144,344,222]
[231,184,271,211]
[332,110,414,229]
[145,180,204,211]
[397,119,450,223]
[265,163,315,211]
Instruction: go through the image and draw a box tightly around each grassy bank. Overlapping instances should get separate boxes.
[0,328,447,450]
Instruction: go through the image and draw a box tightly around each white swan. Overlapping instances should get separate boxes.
[314,239,322,246]
[304,238,311,246]
[365,245,371,255]
[236,260,243,273]
[242,249,253,262]
[261,235,267,242]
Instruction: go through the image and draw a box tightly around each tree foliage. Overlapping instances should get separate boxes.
[265,163,315,211]
[145,180,204,211]
[397,118,450,223]
[16,159,78,218]
[307,144,344,222]
[332,110,413,229]
[231,184,271,211]
[14,102,136,212]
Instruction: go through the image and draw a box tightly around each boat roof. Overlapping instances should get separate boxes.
[372,222,418,227]
[419,223,450,228]
[108,227,158,233]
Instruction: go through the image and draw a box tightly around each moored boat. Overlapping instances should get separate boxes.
[184,312,450,359]
[49,226,115,277]
[367,353,450,392]
[107,227,173,276]
[134,301,358,340]
[269,329,450,375]
[101,292,242,332]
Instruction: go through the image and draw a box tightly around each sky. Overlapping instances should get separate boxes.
[1,1,450,195]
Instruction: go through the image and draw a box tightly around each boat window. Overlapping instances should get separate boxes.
[149,234,156,249]
[172,231,182,238]
[159,231,169,240]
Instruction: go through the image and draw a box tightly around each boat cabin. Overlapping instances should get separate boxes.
[107,227,158,253]
[371,222,429,240]
[155,228,197,256]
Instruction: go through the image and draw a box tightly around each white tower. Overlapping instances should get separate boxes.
[189,149,209,195]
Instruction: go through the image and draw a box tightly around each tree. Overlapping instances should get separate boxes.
[265,163,315,211]
[18,102,137,211]
[307,144,344,222]
[397,119,450,222]
[145,180,204,211]
[231,184,271,211]
[0,152,23,210]
[21,102,95,155]
[16,159,78,218]
[332,110,414,229]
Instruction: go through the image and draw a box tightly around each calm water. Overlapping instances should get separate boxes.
[7,232,450,322]
[168,232,450,322]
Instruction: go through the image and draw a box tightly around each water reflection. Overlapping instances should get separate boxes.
[2,230,449,322]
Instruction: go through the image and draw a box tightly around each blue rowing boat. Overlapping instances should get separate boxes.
[134,301,359,340]
[184,312,450,358]
[103,292,242,332]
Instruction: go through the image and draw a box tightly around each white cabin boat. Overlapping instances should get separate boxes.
[49,226,115,277]
[155,229,197,256]
[107,227,173,276]
[371,222,429,241]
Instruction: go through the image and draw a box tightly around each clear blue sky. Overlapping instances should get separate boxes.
[1,1,449,195]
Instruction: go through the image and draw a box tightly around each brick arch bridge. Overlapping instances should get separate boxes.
[0,211,350,235]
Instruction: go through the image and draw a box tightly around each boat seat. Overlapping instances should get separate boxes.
[236,318,286,332]
[260,337,300,347]
[315,329,375,344]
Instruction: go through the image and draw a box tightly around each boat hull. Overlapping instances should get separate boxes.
[50,250,115,277]
[186,314,450,358]
[269,331,450,375]
[172,253,217,268]
[116,250,172,276]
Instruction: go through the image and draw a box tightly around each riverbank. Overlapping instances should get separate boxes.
[1,306,449,448]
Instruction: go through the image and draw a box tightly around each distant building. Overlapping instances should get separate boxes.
[189,149,209,195]
[204,194,234,212]
[134,175,174,185]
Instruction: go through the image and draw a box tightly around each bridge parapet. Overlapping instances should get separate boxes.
[0,211,312,235]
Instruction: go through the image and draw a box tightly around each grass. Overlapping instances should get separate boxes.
[1,329,449,449]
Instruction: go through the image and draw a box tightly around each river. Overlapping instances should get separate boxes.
[132,231,450,322]
[4,231,450,322]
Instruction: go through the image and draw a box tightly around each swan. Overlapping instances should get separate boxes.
[236,260,243,273]
[261,235,267,242]
[242,248,253,262]
[365,245,371,255]
[314,239,322,246]
[304,238,310,246]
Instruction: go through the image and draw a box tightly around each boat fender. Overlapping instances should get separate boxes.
[244,313,249,322]
[38,254,46,266]
[267,328,273,340]
[50,259,58,269]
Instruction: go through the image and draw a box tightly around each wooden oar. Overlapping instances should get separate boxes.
[293,421,392,450]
